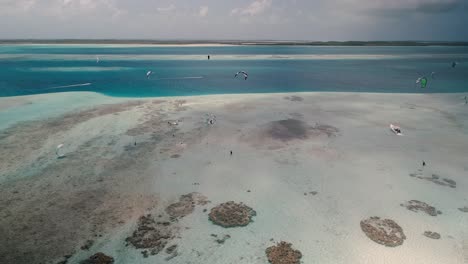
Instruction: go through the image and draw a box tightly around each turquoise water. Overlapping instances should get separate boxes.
[0,44,467,97]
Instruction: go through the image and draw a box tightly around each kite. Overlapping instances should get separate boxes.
[146,71,153,79]
[235,71,248,80]
[56,144,65,158]
[416,76,428,88]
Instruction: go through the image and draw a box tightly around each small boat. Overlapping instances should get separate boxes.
[390,124,403,136]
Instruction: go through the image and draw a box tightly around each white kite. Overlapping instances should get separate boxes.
[56,144,65,158]
[146,70,153,79]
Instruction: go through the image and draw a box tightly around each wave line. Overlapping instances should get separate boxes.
[42,83,92,90]
[152,76,204,80]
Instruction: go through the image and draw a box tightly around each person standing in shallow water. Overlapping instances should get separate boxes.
[230,150,233,156]
[208,55,210,60]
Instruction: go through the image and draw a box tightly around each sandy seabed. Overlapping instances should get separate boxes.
[0,91,467,264]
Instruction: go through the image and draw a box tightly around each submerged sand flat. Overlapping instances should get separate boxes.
[0,92,467,264]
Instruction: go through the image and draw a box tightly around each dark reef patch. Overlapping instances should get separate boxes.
[409,171,456,188]
[80,252,114,264]
[265,241,302,264]
[125,214,175,256]
[165,192,210,219]
[401,200,441,216]
[360,217,406,247]
[265,119,339,142]
[267,119,309,141]
[208,201,256,228]
[423,231,441,239]
[240,118,339,149]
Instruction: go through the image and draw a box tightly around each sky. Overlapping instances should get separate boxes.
[0,0,467,40]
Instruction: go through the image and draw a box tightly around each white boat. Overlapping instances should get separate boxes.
[390,124,403,136]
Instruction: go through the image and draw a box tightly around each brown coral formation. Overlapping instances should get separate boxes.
[125,214,174,255]
[401,200,441,216]
[208,201,256,228]
[409,172,456,188]
[165,245,177,254]
[423,231,441,239]
[165,192,210,219]
[265,241,302,264]
[164,244,179,261]
[165,197,194,218]
[360,217,406,247]
[80,252,114,264]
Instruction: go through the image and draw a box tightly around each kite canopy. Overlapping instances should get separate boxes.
[235,71,248,80]
[416,76,428,88]
[146,71,153,79]
[56,144,65,158]
[420,77,427,88]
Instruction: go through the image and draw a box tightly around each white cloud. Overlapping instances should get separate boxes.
[0,0,125,16]
[62,0,98,10]
[230,8,240,16]
[157,4,176,13]
[20,0,36,10]
[340,0,461,13]
[55,0,124,18]
[231,0,272,16]
[198,6,209,17]
[0,0,464,40]
[0,0,36,14]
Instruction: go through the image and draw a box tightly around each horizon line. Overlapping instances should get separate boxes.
[1,39,468,46]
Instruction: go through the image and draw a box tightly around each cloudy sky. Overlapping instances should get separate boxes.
[0,0,467,40]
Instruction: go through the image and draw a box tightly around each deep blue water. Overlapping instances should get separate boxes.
[0,44,467,97]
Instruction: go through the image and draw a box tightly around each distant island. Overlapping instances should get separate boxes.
[1,39,468,46]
